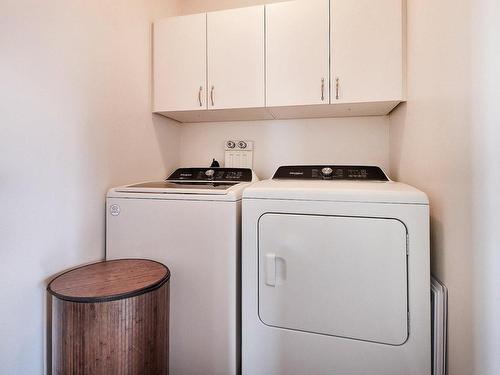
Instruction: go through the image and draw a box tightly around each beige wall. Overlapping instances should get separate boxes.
[179,117,390,179]
[390,0,500,374]
[0,1,180,373]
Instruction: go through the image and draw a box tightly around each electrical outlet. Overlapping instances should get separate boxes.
[225,140,254,168]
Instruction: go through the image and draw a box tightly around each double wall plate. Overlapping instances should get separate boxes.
[225,140,253,168]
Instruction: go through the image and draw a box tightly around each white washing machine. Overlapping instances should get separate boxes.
[242,165,431,375]
[106,167,258,375]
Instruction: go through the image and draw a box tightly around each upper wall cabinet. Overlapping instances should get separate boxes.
[331,0,404,103]
[208,6,265,110]
[154,13,207,112]
[266,0,330,107]
[153,0,406,122]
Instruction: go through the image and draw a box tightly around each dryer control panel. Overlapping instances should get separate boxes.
[167,168,253,183]
[272,166,389,181]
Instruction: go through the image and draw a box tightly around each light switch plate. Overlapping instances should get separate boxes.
[225,140,254,168]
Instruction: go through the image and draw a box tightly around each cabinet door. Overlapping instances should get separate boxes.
[266,0,330,107]
[153,14,206,112]
[207,6,265,110]
[331,0,404,103]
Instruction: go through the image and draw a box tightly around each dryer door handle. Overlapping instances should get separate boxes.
[265,254,287,286]
[265,253,276,286]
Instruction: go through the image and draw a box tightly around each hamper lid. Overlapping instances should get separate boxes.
[47,259,170,303]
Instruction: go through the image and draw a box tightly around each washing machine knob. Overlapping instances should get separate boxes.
[205,169,215,179]
[321,167,333,177]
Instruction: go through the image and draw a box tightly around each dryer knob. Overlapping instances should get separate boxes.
[205,169,215,179]
[321,167,333,177]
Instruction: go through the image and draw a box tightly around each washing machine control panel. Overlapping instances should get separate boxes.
[273,166,389,181]
[167,168,253,183]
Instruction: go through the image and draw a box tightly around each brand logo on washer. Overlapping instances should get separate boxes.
[110,204,120,216]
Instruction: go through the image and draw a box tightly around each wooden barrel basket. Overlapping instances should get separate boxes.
[47,259,170,375]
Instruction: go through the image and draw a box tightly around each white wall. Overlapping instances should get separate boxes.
[0,1,180,373]
[179,117,390,179]
[390,0,500,374]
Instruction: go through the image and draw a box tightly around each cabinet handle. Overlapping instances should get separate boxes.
[198,86,203,107]
[321,78,325,101]
[335,77,340,100]
[210,85,215,107]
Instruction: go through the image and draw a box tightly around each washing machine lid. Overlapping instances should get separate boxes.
[109,167,257,200]
[119,181,239,193]
[244,165,428,204]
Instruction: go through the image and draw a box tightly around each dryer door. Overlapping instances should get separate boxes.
[258,213,408,345]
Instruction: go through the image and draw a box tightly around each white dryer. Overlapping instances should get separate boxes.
[242,165,430,375]
[106,167,258,375]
